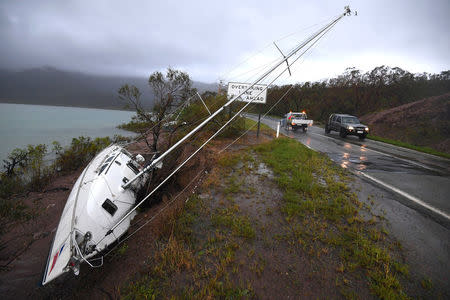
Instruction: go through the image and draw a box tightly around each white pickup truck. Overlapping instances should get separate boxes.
[281,111,313,132]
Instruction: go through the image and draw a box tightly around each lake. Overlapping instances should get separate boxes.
[0,103,136,163]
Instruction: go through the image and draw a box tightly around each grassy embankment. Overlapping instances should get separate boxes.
[243,118,273,133]
[366,135,450,159]
[121,137,417,299]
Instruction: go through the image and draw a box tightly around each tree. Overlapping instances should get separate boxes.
[119,68,194,153]
[2,148,28,177]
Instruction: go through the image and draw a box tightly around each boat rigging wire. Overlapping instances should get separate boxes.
[102,167,206,258]
[219,21,336,153]
[97,6,351,245]
[100,20,344,247]
[122,93,196,146]
[219,15,335,83]
[122,10,347,190]
[99,68,294,252]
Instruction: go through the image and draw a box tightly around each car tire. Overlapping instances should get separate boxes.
[339,128,347,138]
[325,125,330,134]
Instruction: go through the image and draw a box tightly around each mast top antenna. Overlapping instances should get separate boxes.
[344,6,351,15]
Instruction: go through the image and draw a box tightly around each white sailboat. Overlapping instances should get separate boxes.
[42,6,354,285]
[42,145,147,284]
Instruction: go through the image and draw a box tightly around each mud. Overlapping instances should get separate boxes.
[195,150,372,299]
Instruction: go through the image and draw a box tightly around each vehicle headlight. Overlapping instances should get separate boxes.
[365,127,369,131]
[348,126,354,130]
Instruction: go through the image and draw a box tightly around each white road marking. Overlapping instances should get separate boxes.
[359,172,450,221]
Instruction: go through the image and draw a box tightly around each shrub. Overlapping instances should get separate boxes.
[0,136,115,222]
[53,136,112,172]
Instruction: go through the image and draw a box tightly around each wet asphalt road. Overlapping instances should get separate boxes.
[246,114,450,226]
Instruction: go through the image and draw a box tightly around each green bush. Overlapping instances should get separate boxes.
[118,116,151,133]
[0,136,116,222]
[53,136,112,172]
[177,94,246,139]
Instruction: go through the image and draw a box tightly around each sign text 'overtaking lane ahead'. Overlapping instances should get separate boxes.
[227,82,267,104]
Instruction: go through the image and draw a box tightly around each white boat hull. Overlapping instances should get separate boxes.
[42,145,146,285]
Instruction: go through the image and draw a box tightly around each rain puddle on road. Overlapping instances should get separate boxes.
[327,151,439,176]
[323,138,441,175]
[328,152,371,171]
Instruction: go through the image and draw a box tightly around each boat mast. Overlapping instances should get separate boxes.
[105,6,352,237]
[122,6,351,190]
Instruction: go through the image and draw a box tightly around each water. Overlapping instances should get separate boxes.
[0,103,136,162]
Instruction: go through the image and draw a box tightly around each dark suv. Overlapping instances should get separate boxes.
[325,114,369,140]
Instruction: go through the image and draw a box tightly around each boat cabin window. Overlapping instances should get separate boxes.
[98,164,108,174]
[127,161,140,175]
[102,199,118,216]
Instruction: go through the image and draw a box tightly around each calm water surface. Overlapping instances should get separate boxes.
[0,103,135,162]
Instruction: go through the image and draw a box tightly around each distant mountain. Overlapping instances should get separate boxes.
[0,67,218,109]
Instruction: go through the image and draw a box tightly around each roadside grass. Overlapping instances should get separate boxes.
[121,192,255,299]
[367,134,450,159]
[122,137,411,299]
[244,117,274,134]
[254,138,410,299]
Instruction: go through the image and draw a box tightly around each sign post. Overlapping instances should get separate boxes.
[227,82,267,138]
[257,106,261,137]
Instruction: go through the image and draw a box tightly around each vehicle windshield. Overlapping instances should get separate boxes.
[342,117,359,124]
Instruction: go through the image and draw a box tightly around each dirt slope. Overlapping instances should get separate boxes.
[0,131,272,299]
[0,138,213,299]
[360,93,450,153]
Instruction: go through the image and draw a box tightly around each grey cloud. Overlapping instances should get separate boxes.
[0,0,448,83]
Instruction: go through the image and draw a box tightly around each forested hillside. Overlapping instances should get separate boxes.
[262,66,450,121]
[360,93,450,153]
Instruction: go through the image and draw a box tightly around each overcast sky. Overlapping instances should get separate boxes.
[1,0,449,84]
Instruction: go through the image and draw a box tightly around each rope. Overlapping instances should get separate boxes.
[219,14,336,83]
[274,15,336,43]
[93,13,343,253]
[122,93,197,147]
[219,22,338,153]
[219,84,294,153]
[103,167,206,257]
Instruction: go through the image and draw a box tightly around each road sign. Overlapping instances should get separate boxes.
[227,82,267,104]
